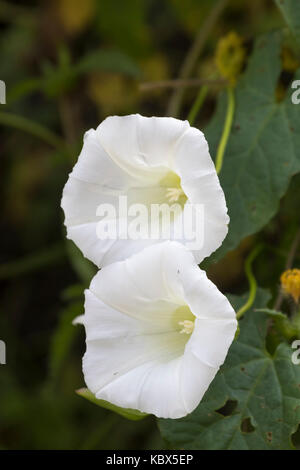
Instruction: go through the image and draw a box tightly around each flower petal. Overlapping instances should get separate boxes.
[62,115,229,267]
[173,126,229,263]
[81,242,237,418]
[94,357,188,419]
[97,114,189,176]
[87,243,184,330]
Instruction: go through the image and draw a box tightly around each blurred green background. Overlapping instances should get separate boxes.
[0,0,299,450]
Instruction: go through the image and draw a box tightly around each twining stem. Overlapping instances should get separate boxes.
[236,244,264,320]
[215,86,235,174]
[0,111,70,157]
[187,86,208,126]
[166,0,228,117]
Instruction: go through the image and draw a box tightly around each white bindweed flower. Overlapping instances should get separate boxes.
[61,114,229,267]
[76,241,237,419]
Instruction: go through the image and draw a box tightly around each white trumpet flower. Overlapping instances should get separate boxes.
[76,242,237,419]
[61,114,229,267]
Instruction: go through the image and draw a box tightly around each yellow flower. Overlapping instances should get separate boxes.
[215,31,246,86]
[280,269,300,304]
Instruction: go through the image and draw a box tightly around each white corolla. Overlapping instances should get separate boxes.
[61,114,229,267]
[76,242,237,419]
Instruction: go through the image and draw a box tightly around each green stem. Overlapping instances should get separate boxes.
[0,111,69,156]
[187,86,208,126]
[215,86,235,174]
[236,244,263,320]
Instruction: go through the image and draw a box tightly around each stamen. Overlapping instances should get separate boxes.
[178,320,195,335]
[166,187,185,203]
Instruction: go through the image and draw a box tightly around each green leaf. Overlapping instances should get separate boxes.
[275,0,300,46]
[76,388,148,421]
[66,240,97,285]
[76,49,140,77]
[61,283,85,302]
[255,308,286,319]
[159,289,300,450]
[205,32,300,262]
[41,45,140,98]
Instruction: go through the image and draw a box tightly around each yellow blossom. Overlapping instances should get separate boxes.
[215,31,246,86]
[280,269,300,304]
